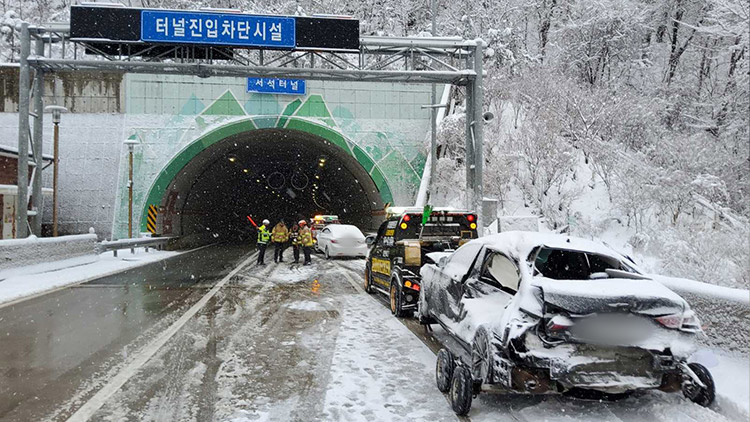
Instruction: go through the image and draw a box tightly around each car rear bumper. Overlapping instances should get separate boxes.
[329,243,368,257]
[499,338,682,394]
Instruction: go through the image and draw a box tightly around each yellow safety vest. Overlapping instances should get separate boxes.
[299,227,314,247]
[272,226,289,242]
[257,225,271,244]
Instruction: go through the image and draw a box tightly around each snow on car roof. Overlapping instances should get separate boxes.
[326,224,365,237]
[476,231,625,261]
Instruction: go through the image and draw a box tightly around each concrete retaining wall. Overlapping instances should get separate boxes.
[0,233,98,278]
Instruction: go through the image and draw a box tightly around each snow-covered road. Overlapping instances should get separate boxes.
[0,245,746,421]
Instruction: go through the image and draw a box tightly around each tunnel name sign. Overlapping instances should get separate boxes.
[141,10,295,48]
[247,77,306,95]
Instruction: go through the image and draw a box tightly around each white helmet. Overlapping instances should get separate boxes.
[262,219,270,225]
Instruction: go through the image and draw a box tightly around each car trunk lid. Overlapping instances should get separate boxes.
[533,277,686,316]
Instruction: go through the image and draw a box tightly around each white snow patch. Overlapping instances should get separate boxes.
[285,300,325,312]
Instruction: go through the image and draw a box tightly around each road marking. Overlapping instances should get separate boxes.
[340,268,365,294]
[65,251,258,422]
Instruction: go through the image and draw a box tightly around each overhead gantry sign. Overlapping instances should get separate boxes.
[14,5,486,238]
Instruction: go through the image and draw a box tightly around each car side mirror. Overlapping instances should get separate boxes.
[365,235,375,246]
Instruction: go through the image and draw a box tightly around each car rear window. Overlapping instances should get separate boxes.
[532,247,632,280]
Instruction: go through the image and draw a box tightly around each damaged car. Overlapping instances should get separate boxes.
[418,231,715,416]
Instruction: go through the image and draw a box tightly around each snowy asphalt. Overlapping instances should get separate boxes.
[0,244,743,421]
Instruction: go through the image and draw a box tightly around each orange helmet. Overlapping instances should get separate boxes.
[299,220,307,226]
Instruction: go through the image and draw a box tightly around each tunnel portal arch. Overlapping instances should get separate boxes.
[141,117,393,239]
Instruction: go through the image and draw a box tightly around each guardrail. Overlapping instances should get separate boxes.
[97,237,172,257]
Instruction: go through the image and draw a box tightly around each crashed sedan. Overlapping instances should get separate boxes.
[418,231,714,416]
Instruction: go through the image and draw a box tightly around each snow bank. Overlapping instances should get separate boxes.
[0,247,180,306]
[0,233,98,277]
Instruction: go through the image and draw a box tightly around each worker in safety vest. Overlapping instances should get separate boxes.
[298,220,314,265]
[289,223,301,263]
[272,221,289,263]
[257,219,271,265]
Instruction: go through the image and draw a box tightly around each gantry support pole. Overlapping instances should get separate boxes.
[464,53,475,211]
[473,41,484,232]
[16,23,30,238]
[31,38,45,236]
[428,0,437,206]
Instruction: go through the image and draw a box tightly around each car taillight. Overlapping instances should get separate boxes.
[330,239,338,243]
[656,311,702,332]
[546,315,573,332]
[403,214,411,222]
[467,214,475,222]
[655,314,682,329]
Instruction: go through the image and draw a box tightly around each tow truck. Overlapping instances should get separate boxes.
[364,207,478,317]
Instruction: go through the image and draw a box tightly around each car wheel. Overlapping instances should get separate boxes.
[450,365,474,416]
[436,348,455,393]
[363,264,374,294]
[390,280,405,318]
[682,362,715,407]
[471,327,494,385]
[325,246,331,260]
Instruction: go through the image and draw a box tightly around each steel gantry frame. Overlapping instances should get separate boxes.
[15,21,486,238]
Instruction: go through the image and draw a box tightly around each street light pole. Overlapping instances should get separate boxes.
[45,105,67,237]
[123,136,140,239]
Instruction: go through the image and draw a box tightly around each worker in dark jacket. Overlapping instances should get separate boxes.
[289,223,301,263]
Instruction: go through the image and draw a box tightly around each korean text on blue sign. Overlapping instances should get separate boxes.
[141,10,295,49]
[247,78,306,95]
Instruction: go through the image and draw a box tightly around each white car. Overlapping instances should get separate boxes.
[315,224,368,259]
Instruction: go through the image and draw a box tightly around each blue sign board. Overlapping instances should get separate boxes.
[141,10,295,48]
[247,77,306,95]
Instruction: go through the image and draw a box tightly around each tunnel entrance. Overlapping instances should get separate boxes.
[147,126,386,242]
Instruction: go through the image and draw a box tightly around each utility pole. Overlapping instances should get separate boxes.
[473,40,484,232]
[16,22,30,238]
[45,105,67,236]
[31,37,45,236]
[124,136,140,238]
